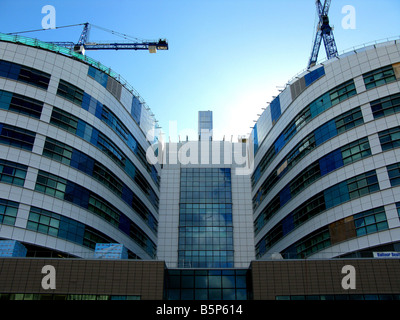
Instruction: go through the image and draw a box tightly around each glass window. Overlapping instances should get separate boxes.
[363,65,396,90]
[329,80,356,106]
[309,92,332,118]
[346,170,380,200]
[0,59,50,89]
[83,225,115,250]
[43,137,73,165]
[50,107,79,133]
[88,66,108,88]
[0,159,27,186]
[0,90,43,119]
[27,207,61,237]
[335,107,364,134]
[354,207,388,236]
[96,132,126,166]
[82,93,103,118]
[0,123,36,151]
[0,199,19,226]
[35,170,67,199]
[252,80,358,188]
[304,66,325,86]
[165,269,248,301]
[341,137,371,165]
[295,227,331,258]
[371,93,400,119]
[27,206,130,253]
[57,79,84,105]
[387,162,400,186]
[92,161,123,195]
[270,96,281,124]
[88,194,120,227]
[290,161,321,196]
[318,149,343,176]
[314,119,337,146]
[379,126,400,151]
[324,181,350,209]
[179,168,233,268]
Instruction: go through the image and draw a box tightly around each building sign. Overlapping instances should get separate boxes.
[373,252,400,258]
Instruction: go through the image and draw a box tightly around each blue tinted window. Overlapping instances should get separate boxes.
[0,60,20,80]
[379,126,400,151]
[314,120,337,146]
[64,182,90,208]
[88,66,108,88]
[310,92,331,118]
[0,90,13,110]
[121,185,134,206]
[253,124,259,154]
[324,181,349,209]
[60,216,85,243]
[0,60,50,89]
[118,213,131,235]
[70,149,95,175]
[131,96,142,125]
[81,92,100,116]
[282,215,294,236]
[270,96,281,124]
[279,184,291,206]
[354,206,388,236]
[274,134,285,153]
[304,66,325,86]
[319,149,344,176]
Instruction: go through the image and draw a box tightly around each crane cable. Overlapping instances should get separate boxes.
[90,24,147,42]
[6,23,87,35]
[7,22,148,43]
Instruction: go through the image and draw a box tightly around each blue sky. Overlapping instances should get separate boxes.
[1,0,400,141]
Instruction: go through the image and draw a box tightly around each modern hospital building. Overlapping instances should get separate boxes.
[0,31,400,301]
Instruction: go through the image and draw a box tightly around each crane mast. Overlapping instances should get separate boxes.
[308,0,338,69]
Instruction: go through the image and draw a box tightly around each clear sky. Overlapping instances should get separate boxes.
[1,0,400,141]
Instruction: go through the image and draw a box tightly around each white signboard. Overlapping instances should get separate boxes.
[373,252,400,258]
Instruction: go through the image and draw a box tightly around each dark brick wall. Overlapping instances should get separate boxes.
[1,258,399,300]
[250,259,400,300]
[0,258,165,300]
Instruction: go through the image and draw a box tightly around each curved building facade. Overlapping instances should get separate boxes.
[0,35,161,260]
[251,40,400,260]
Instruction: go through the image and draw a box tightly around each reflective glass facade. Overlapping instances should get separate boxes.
[165,269,248,300]
[179,168,233,268]
[198,110,213,140]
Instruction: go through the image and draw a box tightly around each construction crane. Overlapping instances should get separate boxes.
[9,22,168,55]
[307,0,338,69]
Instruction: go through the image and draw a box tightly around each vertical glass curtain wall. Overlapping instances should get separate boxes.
[179,168,233,268]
